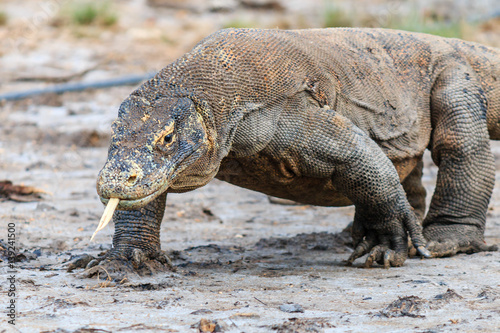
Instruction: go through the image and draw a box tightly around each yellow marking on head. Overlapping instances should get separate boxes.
[153,122,175,145]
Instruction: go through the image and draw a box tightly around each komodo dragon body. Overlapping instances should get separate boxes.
[73,28,500,277]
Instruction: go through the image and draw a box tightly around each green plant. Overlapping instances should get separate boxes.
[100,12,118,27]
[0,11,8,26]
[385,14,466,39]
[222,18,258,29]
[323,3,355,28]
[321,1,470,39]
[70,1,117,27]
[72,2,97,25]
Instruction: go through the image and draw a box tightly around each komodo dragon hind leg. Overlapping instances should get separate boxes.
[424,65,498,256]
[67,192,175,280]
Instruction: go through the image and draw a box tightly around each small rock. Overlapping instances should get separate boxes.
[433,289,463,302]
[36,203,56,211]
[197,318,225,333]
[191,309,213,315]
[477,287,499,302]
[50,240,68,251]
[279,303,305,313]
[198,318,216,333]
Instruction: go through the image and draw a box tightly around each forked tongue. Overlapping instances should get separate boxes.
[90,198,120,241]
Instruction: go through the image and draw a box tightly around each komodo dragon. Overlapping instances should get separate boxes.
[70,28,500,277]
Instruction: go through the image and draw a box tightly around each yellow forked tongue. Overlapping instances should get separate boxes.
[90,198,120,241]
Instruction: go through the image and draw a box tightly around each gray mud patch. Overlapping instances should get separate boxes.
[255,230,353,253]
[61,229,348,284]
[170,231,353,277]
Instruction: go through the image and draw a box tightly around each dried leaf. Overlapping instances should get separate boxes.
[0,180,48,202]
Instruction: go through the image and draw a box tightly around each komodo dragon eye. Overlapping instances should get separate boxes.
[163,133,174,145]
[154,124,176,153]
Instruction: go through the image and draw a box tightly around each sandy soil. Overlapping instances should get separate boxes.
[1,1,500,332]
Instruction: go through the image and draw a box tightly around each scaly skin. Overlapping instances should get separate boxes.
[70,28,500,278]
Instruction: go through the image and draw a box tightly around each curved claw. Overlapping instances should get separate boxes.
[157,252,176,271]
[364,245,385,268]
[346,234,377,266]
[383,250,395,269]
[364,246,405,268]
[66,254,96,272]
[487,244,499,252]
[131,248,147,269]
[87,258,101,269]
[417,246,432,258]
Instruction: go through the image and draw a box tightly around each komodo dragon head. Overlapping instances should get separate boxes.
[96,94,218,212]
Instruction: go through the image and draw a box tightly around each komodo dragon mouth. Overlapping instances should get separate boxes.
[92,178,169,241]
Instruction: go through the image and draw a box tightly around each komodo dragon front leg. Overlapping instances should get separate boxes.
[285,106,430,267]
[68,192,174,278]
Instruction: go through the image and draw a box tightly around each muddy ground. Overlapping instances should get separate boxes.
[1,1,500,332]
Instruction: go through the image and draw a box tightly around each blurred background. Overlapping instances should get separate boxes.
[1,0,499,91]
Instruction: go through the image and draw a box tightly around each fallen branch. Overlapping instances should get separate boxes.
[0,72,156,102]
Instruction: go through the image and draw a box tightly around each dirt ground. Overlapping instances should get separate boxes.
[1,1,500,332]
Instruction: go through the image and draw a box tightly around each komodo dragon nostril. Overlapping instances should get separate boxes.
[127,174,138,185]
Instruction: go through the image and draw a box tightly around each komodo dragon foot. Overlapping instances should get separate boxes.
[67,248,175,280]
[424,224,498,257]
[344,205,431,268]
